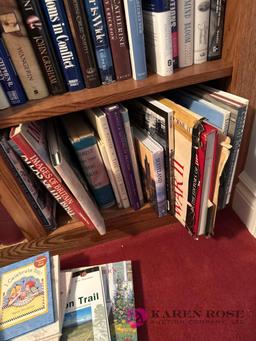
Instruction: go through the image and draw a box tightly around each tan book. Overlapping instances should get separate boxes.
[0,0,49,100]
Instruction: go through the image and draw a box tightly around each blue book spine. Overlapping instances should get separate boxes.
[123,0,147,80]
[153,150,167,217]
[0,39,27,106]
[83,0,115,85]
[73,135,115,209]
[40,0,85,91]
[142,0,170,12]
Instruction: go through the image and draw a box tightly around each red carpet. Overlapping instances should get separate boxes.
[61,208,256,341]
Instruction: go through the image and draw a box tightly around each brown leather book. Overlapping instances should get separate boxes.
[0,0,49,100]
[103,0,132,81]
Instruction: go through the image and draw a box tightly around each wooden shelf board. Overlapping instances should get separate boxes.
[0,60,232,129]
[0,204,177,266]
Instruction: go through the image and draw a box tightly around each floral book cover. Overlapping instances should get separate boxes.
[0,252,54,340]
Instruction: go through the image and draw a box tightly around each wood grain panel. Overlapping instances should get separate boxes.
[0,60,232,129]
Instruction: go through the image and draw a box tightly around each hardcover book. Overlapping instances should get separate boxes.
[40,0,85,91]
[47,120,106,235]
[142,0,170,12]
[63,0,100,88]
[18,0,66,95]
[0,0,49,100]
[0,84,10,110]
[83,0,115,85]
[62,114,115,209]
[0,130,56,232]
[133,126,167,217]
[0,38,27,106]
[10,121,97,231]
[103,104,141,210]
[123,0,147,80]
[194,0,210,64]
[170,0,178,68]
[86,108,129,209]
[103,0,132,81]
[0,252,54,340]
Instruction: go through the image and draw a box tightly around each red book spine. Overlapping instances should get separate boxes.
[10,131,95,231]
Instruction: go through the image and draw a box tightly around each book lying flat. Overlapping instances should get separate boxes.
[0,252,54,340]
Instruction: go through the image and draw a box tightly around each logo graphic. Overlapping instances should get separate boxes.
[127,308,148,328]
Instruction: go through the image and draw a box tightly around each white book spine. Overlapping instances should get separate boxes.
[194,0,210,64]
[87,109,130,208]
[178,0,194,67]
[98,139,122,208]
[0,84,10,110]
[143,11,173,76]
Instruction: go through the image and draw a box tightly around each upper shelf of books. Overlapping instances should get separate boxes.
[0,60,232,129]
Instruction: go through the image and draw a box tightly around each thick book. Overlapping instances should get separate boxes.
[156,96,203,235]
[63,0,100,88]
[18,0,66,95]
[62,266,111,340]
[10,121,97,231]
[142,0,170,11]
[177,0,194,67]
[83,0,115,85]
[47,120,106,235]
[86,108,129,209]
[207,0,226,60]
[103,0,132,81]
[62,114,115,209]
[194,0,210,64]
[133,126,167,217]
[0,130,56,232]
[143,8,173,76]
[0,0,49,100]
[170,0,178,69]
[123,0,147,80]
[103,104,141,210]
[0,38,27,106]
[40,0,85,91]
[126,96,174,213]
[0,84,10,110]
[0,252,54,340]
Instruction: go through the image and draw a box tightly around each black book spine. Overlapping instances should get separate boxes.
[18,0,66,95]
[63,0,101,88]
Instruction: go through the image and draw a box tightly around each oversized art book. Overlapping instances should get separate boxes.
[0,252,54,340]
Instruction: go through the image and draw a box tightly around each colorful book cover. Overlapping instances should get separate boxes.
[62,114,115,209]
[83,0,115,85]
[40,0,85,91]
[62,266,110,340]
[133,126,167,217]
[123,0,147,80]
[104,104,141,210]
[0,252,54,340]
[0,38,27,106]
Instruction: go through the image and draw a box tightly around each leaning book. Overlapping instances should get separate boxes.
[0,252,54,340]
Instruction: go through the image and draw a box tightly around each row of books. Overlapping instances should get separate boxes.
[0,252,137,340]
[0,0,226,110]
[0,84,248,239]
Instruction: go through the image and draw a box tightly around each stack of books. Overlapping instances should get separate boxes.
[0,252,138,341]
[0,0,226,109]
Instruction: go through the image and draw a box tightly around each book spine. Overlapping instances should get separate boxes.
[143,10,173,76]
[103,0,132,81]
[170,0,178,69]
[18,0,66,95]
[0,2,49,100]
[10,131,95,230]
[194,0,210,64]
[177,0,194,67]
[153,150,167,217]
[123,0,147,80]
[105,106,140,210]
[0,84,10,110]
[0,137,56,231]
[83,0,115,85]
[207,0,226,60]
[40,0,85,91]
[72,137,115,209]
[63,0,101,88]
[142,0,170,12]
[0,39,27,106]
